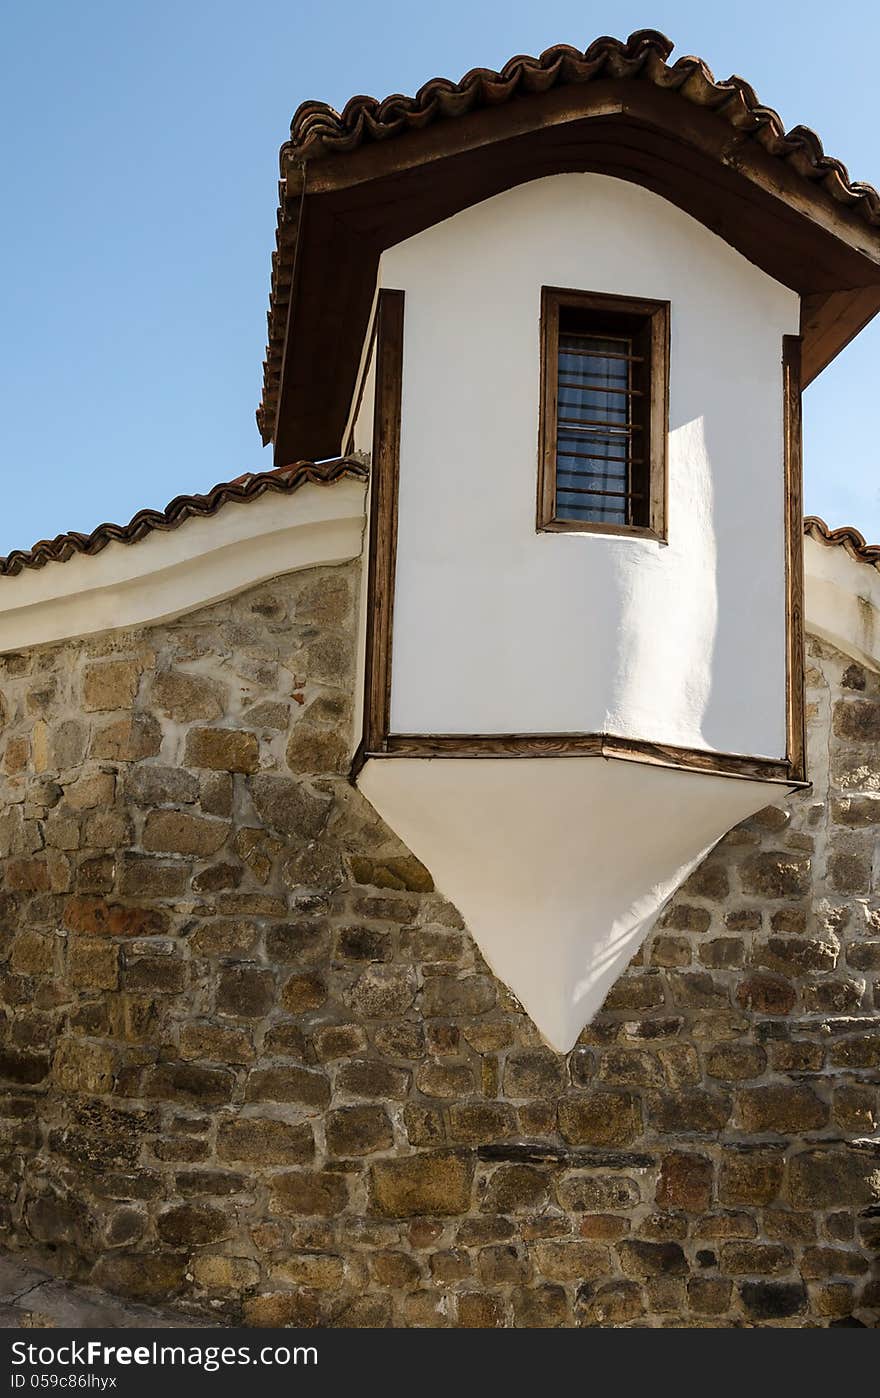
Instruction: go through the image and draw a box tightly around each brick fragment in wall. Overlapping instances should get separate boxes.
[0,574,878,1327]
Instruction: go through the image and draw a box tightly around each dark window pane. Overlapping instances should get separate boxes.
[555,331,632,526]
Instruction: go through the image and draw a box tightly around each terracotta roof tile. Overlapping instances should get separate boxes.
[283,32,880,210]
[258,28,880,442]
[0,457,368,577]
[804,514,880,570]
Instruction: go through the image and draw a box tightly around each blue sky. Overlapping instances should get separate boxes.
[1,0,878,554]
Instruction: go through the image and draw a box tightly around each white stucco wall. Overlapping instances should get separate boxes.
[804,533,880,674]
[360,756,781,1051]
[0,479,367,654]
[380,173,801,758]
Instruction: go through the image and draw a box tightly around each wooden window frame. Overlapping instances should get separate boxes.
[537,287,670,541]
[354,288,805,790]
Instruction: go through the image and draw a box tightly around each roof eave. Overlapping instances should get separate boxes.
[264,88,880,458]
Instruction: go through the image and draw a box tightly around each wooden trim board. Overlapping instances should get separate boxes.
[783,334,807,784]
[357,288,405,765]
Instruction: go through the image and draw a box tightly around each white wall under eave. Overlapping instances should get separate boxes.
[359,755,781,1051]
[380,173,800,759]
[0,479,368,654]
[804,534,880,672]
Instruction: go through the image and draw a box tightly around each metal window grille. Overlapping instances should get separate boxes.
[538,288,668,539]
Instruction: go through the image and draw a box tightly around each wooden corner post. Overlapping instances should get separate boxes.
[783,333,806,785]
[360,288,405,759]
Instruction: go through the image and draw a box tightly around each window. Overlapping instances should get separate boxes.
[538,288,669,538]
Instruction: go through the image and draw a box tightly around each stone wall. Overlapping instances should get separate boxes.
[0,560,878,1328]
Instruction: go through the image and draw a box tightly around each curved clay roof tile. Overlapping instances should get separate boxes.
[0,457,368,578]
[804,515,880,569]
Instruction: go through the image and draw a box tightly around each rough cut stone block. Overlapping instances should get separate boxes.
[217,1118,313,1166]
[124,765,199,807]
[156,1203,229,1246]
[457,1291,505,1328]
[326,1105,394,1158]
[141,1063,235,1106]
[735,972,796,1015]
[370,1152,474,1217]
[248,774,330,838]
[577,1280,645,1326]
[245,1065,330,1110]
[349,854,433,893]
[64,771,116,811]
[345,965,417,1018]
[0,1050,50,1085]
[184,728,259,773]
[89,1254,186,1303]
[142,810,229,856]
[800,1247,869,1279]
[738,1281,806,1321]
[503,1048,564,1097]
[557,1091,642,1146]
[648,1090,730,1136]
[337,1061,411,1100]
[704,1043,767,1080]
[90,714,161,761]
[179,1022,254,1065]
[190,1255,260,1290]
[735,1085,828,1134]
[119,858,188,897]
[83,661,142,712]
[657,1152,712,1212]
[152,671,225,722]
[5,859,49,892]
[416,1061,475,1098]
[832,700,880,741]
[718,1149,784,1206]
[286,724,349,774]
[67,939,119,990]
[482,1163,549,1214]
[51,1040,115,1094]
[10,932,55,976]
[786,1149,880,1209]
[740,851,811,899]
[618,1240,687,1278]
[419,975,495,1017]
[63,896,169,938]
[720,1242,791,1275]
[534,1241,609,1282]
[216,966,275,1018]
[268,1170,348,1217]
